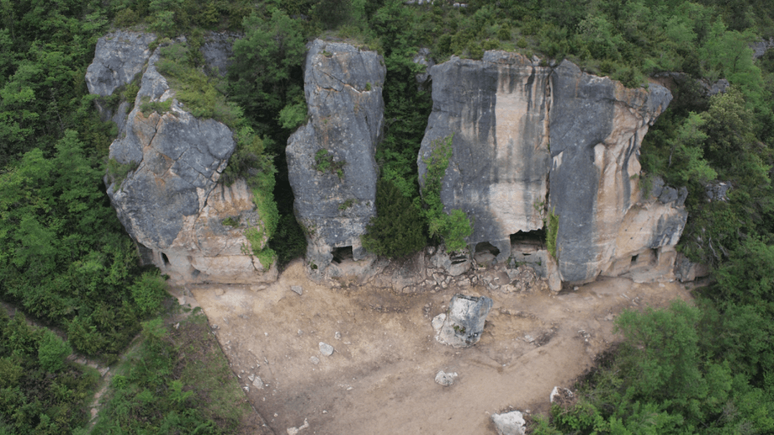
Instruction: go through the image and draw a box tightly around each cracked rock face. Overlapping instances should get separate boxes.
[419,52,551,263]
[287,39,385,276]
[89,35,275,284]
[421,52,677,285]
[549,60,673,283]
[85,31,157,135]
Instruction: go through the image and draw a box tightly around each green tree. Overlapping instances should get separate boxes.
[37,330,72,373]
[229,8,306,138]
[362,178,426,258]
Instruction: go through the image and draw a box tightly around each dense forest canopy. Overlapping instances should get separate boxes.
[1,0,774,433]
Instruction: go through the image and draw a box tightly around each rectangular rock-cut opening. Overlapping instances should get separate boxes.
[631,254,639,264]
[161,252,170,267]
[510,230,546,253]
[332,246,354,264]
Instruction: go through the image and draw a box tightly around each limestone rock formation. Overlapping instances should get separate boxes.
[287,40,385,275]
[418,52,551,263]
[85,31,157,134]
[420,51,677,285]
[433,294,493,347]
[88,35,276,284]
[491,411,526,435]
[549,60,673,283]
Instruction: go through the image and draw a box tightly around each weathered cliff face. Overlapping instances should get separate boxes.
[85,31,157,134]
[287,40,386,275]
[549,60,673,283]
[418,52,551,263]
[420,52,679,286]
[87,35,276,284]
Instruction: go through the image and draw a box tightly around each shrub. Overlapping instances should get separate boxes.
[37,330,72,372]
[420,135,473,253]
[315,149,345,177]
[106,158,139,192]
[362,178,426,258]
[130,270,169,316]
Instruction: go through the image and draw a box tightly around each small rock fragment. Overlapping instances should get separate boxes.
[491,410,526,435]
[431,313,446,332]
[291,285,303,296]
[286,418,309,435]
[319,342,334,356]
[310,356,320,365]
[253,376,264,389]
[334,331,341,340]
[435,370,457,386]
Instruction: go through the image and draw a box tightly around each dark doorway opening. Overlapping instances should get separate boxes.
[332,246,353,264]
[510,229,546,245]
[631,254,639,264]
[475,242,501,256]
[161,252,170,267]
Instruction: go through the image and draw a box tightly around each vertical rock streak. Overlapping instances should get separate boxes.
[424,53,680,285]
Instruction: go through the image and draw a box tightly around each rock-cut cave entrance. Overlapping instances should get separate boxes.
[161,252,170,267]
[332,246,354,264]
[474,242,500,265]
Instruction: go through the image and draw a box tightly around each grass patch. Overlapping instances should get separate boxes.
[139,95,172,116]
[92,312,255,434]
[106,158,139,191]
[315,149,345,178]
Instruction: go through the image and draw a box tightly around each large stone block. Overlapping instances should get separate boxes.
[287,40,386,276]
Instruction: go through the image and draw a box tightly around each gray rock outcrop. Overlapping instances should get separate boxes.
[201,32,239,77]
[433,294,493,347]
[491,411,526,435]
[287,40,386,275]
[752,37,774,59]
[549,60,673,283]
[85,31,157,134]
[418,52,552,263]
[86,31,157,97]
[420,52,677,285]
[89,35,276,284]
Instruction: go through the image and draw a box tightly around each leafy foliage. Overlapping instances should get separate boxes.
[420,135,473,252]
[0,307,98,435]
[92,313,254,434]
[0,131,148,360]
[362,178,426,258]
[37,330,73,373]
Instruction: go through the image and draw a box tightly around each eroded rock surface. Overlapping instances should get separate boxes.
[434,294,493,347]
[85,31,157,133]
[420,51,677,285]
[287,39,385,276]
[418,52,551,262]
[89,36,275,284]
[549,60,673,283]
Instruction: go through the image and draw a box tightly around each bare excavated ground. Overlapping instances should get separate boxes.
[191,259,692,435]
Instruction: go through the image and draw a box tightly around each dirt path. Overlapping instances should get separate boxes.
[192,259,692,435]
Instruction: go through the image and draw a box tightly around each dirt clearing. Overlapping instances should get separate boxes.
[191,260,692,435]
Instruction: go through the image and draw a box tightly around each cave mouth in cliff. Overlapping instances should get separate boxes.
[510,229,546,245]
[332,246,354,264]
[474,242,501,257]
[161,252,170,267]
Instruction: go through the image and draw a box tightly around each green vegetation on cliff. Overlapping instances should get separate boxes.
[2,0,774,433]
